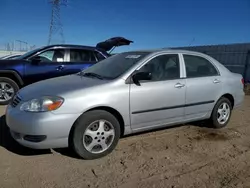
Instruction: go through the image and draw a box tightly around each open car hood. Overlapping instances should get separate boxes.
[96,37,133,52]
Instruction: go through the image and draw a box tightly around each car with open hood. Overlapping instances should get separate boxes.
[6,49,244,160]
[0,37,133,105]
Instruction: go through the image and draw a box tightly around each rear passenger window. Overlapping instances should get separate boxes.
[70,49,96,62]
[183,55,219,78]
[90,52,97,62]
[94,51,106,61]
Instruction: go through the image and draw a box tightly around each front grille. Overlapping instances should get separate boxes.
[11,94,21,107]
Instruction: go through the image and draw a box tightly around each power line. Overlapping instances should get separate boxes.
[188,38,196,46]
[48,0,68,45]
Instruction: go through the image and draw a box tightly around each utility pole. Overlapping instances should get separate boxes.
[188,38,196,46]
[48,0,68,45]
[15,40,28,51]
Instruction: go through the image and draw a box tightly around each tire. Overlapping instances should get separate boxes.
[71,110,121,160]
[0,77,19,105]
[210,97,232,129]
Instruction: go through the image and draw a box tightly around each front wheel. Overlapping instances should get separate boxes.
[0,77,19,105]
[210,97,232,128]
[71,110,121,160]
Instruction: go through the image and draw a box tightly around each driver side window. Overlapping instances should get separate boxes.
[32,49,65,62]
[139,54,180,81]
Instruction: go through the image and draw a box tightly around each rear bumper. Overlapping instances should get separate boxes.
[234,90,245,109]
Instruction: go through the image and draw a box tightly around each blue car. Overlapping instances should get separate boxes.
[0,37,133,105]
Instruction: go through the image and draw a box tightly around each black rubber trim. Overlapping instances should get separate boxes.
[0,70,24,85]
[132,100,215,114]
[23,135,47,142]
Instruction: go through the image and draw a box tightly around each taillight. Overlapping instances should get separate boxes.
[241,78,244,85]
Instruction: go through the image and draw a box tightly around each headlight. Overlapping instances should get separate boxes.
[20,96,64,112]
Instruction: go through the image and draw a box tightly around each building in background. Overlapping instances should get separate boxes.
[171,43,250,83]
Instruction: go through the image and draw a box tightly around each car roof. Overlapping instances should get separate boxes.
[125,48,206,55]
[45,44,97,50]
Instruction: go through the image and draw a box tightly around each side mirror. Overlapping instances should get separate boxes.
[132,71,152,85]
[31,56,41,64]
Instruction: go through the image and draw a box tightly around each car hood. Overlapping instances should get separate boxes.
[18,74,110,100]
[96,37,133,52]
[0,59,26,68]
[0,54,22,60]
[0,59,23,64]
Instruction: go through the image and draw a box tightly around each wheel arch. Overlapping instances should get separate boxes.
[85,106,125,136]
[0,70,24,87]
[220,93,234,108]
[68,106,125,147]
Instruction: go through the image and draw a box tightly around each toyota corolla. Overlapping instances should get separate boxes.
[5,49,245,159]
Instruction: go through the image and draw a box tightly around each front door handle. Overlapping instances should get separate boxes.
[175,83,185,88]
[213,79,221,84]
[56,65,64,71]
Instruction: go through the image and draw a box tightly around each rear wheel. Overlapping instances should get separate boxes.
[0,77,19,105]
[71,110,121,160]
[210,97,232,128]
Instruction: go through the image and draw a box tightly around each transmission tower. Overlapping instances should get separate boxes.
[48,0,68,45]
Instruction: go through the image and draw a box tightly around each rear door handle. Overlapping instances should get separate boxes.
[213,79,221,84]
[56,65,64,71]
[175,83,185,88]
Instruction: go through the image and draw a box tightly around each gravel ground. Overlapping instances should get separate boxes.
[1,96,250,188]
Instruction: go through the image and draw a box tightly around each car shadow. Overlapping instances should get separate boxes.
[55,121,213,159]
[0,115,51,156]
[53,148,82,159]
[122,120,212,139]
[0,113,212,159]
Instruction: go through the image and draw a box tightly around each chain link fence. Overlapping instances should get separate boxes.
[0,41,36,57]
[172,43,250,83]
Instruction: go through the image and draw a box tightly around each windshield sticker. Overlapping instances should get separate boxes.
[125,55,141,59]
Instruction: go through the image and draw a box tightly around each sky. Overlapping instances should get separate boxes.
[0,0,250,53]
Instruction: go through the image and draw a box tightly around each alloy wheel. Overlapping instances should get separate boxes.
[0,82,15,102]
[217,102,230,125]
[83,120,115,154]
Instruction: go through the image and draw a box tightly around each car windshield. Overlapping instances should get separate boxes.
[15,46,45,60]
[80,51,150,79]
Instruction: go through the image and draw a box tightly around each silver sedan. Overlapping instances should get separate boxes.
[6,49,245,159]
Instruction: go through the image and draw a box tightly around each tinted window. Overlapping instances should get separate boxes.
[31,49,65,62]
[94,51,106,61]
[183,55,219,78]
[90,52,97,62]
[17,46,46,60]
[81,52,149,79]
[70,49,96,62]
[139,54,180,81]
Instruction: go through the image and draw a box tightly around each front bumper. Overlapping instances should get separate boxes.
[5,105,80,149]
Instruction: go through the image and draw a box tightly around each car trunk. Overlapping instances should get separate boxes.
[96,37,133,53]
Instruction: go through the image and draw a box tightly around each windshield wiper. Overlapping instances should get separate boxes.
[79,72,104,80]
